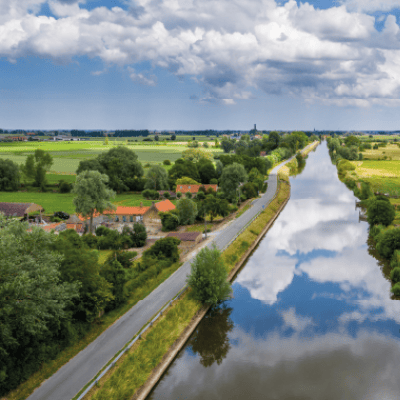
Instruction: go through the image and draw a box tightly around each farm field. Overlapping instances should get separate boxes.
[362,143,400,160]
[0,141,222,173]
[351,160,400,196]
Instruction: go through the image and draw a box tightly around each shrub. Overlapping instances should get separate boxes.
[130,222,147,247]
[163,191,170,199]
[106,250,137,268]
[143,237,181,263]
[390,267,400,283]
[203,142,209,148]
[81,234,98,249]
[391,282,400,296]
[95,225,111,236]
[242,182,258,199]
[163,159,171,165]
[142,189,159,200]
[59,181,72,193]
[177,198,198,225]
[187,245,232,306]
[100,259,127,310]
[176,191,182,199]
[160,212,179,231]
[367,199,395,226]
[185,192,192,199]
[376,228,400,259]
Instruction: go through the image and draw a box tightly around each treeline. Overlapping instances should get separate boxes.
[113,130,150,137]
[70,130,104,137]
[0,216,181,395]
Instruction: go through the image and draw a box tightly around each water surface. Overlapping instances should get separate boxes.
[149,143,400,400]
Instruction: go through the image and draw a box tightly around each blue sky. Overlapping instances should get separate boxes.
[2,0,400,130]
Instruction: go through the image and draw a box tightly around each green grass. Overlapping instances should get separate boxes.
[186,224,213,232]
[98,250,113,265]
[45,173,76,184]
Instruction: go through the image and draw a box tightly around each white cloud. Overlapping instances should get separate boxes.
[341,0,400,13]
[2,0,400,104]
[127,66,157,85]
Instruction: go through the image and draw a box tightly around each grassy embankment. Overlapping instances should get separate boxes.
[79,178,291,400]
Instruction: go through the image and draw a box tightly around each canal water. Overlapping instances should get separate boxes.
[149,142,400,400]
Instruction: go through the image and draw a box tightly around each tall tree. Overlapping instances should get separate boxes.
[0,158,20,191]
[73,170,116,234]
[187,245,232,306]
[144,165,169,190]
[220,163,248,201]
[21,149,53,188]
[220,137,236,153]
[176,198,198,225]
[0,216,79,393]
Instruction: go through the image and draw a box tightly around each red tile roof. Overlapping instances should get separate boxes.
[166,232,202,241]
[154,199,176,213]
[42,223,62,232]
[175,184,218,194]
[104,206,150,216]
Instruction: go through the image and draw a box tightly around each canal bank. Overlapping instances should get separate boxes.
[147,141,400,400]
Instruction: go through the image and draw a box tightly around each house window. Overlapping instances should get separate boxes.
[188,186,191,189]
[136,216,141,222]
[115,216,119,222]
[123,216,126,222]
[130,216,134,222]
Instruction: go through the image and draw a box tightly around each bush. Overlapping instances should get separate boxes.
[185,192,192,199]
[242,182,258,199]
[160,212,179,231]
[390,267,400,283]
[100,259,128,310]
[163,191,170,199]
[391,282,400,296]
[59,181,73,193]
[376,228,400,259]
[106,250,138,268]
[367,199,395,226]
[81,234,98,249]
[95,225,110,237]
[176,191,182,199]
[143,237,181,263]
[142,189,159,200]
[203,142,209,148]
[177,198,198,225]
[187,245,232,306]
[163,159,171,165]
[130,222,147,247]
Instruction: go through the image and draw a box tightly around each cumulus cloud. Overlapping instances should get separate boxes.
[341,0,400,13]
[127,66,157,85]
[2,0,400,104]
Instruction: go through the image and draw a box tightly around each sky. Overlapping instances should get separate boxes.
[2,0,400,130]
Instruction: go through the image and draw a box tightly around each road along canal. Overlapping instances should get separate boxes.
[148,142,400,400]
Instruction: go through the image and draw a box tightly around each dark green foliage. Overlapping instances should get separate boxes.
[163,159,171,165]
[390,267,400,283]
[220,137,236,153]
[220,163,248,201]
[143,237,181,263]
[391,282,400,296]
[168,158,200,188]
[242,182,258,199]
[160,212,179,231]
[76,146,143,192]
[176,191,182,198]
[21,149,53,188]
[142,189,160,199]
[198,160,217,184]
[187,245,232,306]
[185,192,192,199]
[100,259,128,310]
[59,180,73,193]
[129,222,147,247]
[367,199,395,226]
[359,182,372,200]
[163,191,170,199]
[376,228,400,259]
[95,225,109,236]
[144,165,169,190]
[81,233,98,249]
[0,158,20,191]
[210,178,218,184]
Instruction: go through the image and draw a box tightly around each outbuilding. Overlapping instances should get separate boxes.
[0,202,43,218]
[165,231,202,247]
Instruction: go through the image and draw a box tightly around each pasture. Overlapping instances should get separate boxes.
[0,141,222,174]
[362,143,400,161]
[351,160,400,196]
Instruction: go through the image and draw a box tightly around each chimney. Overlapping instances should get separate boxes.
[152,201,155,206]
[140,202,143,207]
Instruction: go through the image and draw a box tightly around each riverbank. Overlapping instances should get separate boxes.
[80,177,292,400]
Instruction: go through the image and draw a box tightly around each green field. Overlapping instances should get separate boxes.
[0,141,221,173]
[0,192,167,214]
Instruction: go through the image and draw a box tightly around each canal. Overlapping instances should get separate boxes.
[149,142,400,400]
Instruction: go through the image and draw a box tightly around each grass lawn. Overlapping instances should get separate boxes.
[46,173,76,184]
[361,144,400,161]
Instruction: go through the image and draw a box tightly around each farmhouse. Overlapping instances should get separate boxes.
[175,184,218,195]
[103,206,150,223]
[143,199,176,230]
[0,202,43,218]
[166,231,202,247]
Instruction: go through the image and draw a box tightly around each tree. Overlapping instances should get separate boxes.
[220,163,248,200]
[220,137,235,153]
[204,196,229,222]
[144,165,169,190]
[100,259,127,310]
[21,149,53,188]
[345,135,360,147]
[76,146,143,192]
[160,212,179,231]
[367,199,395,226]
[143,237,181,263]
[198,160,217,184]
[216,160,223,177]
[182,148,213,162]
[73,170,116,234]
[187,245,232,306]
[0,158,20,191]
[0,216,79,393]
[376,228,400,259]
[176,198,198,225]
[168,158,200,188]
[266,131,281,150]
[130,222,147,247]
[54,231,113,322]
[176,177,201,185]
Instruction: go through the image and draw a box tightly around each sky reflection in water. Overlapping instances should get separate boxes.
[149,143,400,400]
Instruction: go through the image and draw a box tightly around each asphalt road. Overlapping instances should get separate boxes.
[27,142,316,400]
